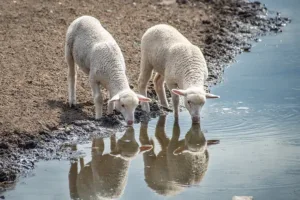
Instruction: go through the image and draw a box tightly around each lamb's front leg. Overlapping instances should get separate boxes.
[138,57,153,112]
[90,79,103,119]
[166,83,180,118]
[107,92,114,114]
[153,73,169,108]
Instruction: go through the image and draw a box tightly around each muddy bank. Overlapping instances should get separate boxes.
[0,105,162,192]
[0,0,291,191]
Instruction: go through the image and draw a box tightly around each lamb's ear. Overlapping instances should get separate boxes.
[205,93,220,99]
[173,145,188,155]
[172,89,187,96]
[136,94,151,102]
[109,94,120,102]
[139,145,153,153]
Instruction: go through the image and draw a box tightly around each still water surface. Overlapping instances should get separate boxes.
[4,0,300,199]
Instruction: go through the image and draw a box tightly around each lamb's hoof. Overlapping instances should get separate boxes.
[140,103,150,113]
[69,99,77,108]
[95,116,101,121]
[141,107,150,113]
[69,103,76,108]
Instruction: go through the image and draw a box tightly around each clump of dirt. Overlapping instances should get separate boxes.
[0,0,291,189]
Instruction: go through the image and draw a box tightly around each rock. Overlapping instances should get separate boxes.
[241,44,251,52]
[254,38,261,42]
[0,143,9,149]
[202,20,211,24]
[24,140,38,149]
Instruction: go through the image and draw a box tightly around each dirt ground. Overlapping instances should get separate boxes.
[1,0,212,134]
[0,0,290,189]
[0,0,276,135]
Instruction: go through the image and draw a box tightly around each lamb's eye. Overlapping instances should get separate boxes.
[121,104,125,108]
[187,100,191,104]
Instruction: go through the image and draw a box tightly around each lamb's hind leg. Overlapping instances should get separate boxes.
[153,73,168,108]
[90,78,103,119]
[138,57,153,112]
[66,46,77,107]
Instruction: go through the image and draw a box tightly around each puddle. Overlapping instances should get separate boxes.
[3,0,300,199]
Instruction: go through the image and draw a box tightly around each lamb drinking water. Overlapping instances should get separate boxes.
[65,16,150,125]
[138,24,219,123]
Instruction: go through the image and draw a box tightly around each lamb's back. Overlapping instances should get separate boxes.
[66,16,116,69]
[141,24,192,73]
[142,24,190,49]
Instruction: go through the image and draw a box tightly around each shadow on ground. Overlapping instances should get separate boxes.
[47,100,93,125]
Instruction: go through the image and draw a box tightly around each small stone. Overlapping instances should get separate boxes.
[24,140,37,149]
[202,20,211,24]
[241,45,251,52]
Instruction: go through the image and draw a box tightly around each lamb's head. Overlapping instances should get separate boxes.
[109,90,151,126]
[110,127,153,160]
[171,87,219,123]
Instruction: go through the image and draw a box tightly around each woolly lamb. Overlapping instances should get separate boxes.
[65,16,150,125]
[138,24,219,123]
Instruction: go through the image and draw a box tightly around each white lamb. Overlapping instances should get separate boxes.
[65,16,150,126]
[138,24,219,123]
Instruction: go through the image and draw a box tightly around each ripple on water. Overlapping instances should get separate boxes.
[203,102,300,143]
[236,107,249,110]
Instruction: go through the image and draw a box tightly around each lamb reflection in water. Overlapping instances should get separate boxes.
[68,127,153,200]
[68,116,218,199]
[140,115,217,196]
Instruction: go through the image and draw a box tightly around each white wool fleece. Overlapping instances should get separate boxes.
[65,16,150,124]
[138,24,219,122]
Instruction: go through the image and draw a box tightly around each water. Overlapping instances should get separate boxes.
[4,0,300,199]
